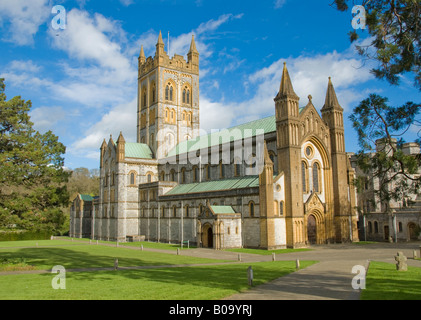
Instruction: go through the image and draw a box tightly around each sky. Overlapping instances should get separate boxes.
[0,0,419,170]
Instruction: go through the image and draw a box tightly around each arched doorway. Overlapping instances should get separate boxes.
[307,214,317,244]
[408,222,419,241]
[202,224,213,248]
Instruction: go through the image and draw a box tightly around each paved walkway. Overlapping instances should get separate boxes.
[223,242,421,300]
[2,239,420,300]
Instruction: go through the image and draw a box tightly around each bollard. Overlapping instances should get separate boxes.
[141,245,143,251]
[238,254,242,262]
[272,252,276,261]
[114,258,118,271]
[296,259,300,270]
[96,240,99,245]
[177,248,180,255]
[247,266,253,286]
[413,250,418,259]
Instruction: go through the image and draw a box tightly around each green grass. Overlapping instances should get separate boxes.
[0,260,318,300]
[224,247,312,255]
[0,241,227,270]
[361,261,421,300]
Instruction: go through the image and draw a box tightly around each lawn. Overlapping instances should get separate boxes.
[0,260,317,300]
[361,261,421,300]
[0,241,226,271]
[0,239,318,299]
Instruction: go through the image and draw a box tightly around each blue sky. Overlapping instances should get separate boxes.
[0,0,419,170]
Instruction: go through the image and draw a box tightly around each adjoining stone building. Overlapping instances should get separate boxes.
[69,32,359,249]
[349,140,421,242]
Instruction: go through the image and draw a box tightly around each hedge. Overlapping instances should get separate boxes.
[0,230,52,241]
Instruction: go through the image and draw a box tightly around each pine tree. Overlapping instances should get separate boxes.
[0,78,70,233]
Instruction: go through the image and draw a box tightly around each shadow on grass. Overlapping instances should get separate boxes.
[0,246,224,271]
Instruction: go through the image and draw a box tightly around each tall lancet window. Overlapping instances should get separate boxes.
[313,162,320,193]
[302,161,308,193]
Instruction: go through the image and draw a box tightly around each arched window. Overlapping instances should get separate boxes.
[151,83,156,103]
[219,161,225,179]
[186,89,190,104]
[173,206,177,217]
[280,201,284,216]
[205,164,211,180]
[165,85,169,100]
[147,173,152,183]
[185,205,189,217]
[274,200,278,216]
[374,221,379,233]
[170,169,176,182]
[249,201,255,217]
[313,162,320,193]
[302,161,308,193]
[129,172,135,185]
[181,168,186,183]
[183,89,186,103]
[193,166,199,182]
[160,171,165,181]
[143,91,147,108]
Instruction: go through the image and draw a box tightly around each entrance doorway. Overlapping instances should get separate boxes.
[408,222,419,241]
[202,224,213,248]
[307,214,317,244]
[384,225,389,240]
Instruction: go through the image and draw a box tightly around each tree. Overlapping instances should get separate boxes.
[350,94,421,210]
[67,167,99,203]
[333,0,421,90]
[0,78,70,233]
[332,1,421,211]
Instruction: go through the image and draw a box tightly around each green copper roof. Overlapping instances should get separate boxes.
[210,205,236,214]
[163,175,259,196]
[80,194,94,201]
[125,142,153,159]
[166,115,276,157]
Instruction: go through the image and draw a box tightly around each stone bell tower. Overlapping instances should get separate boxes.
[321,77,356,242]
[137,32,200,159]
[275,63,305,248]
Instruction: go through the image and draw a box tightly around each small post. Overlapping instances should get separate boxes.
[413,250,418,259]
[247,266,253,286]
[419,246,421,259]
[36,242,38,247]
[272,252,276,261]
[116,241,119,247]
[395,252,408,271]
[296,259,300,270]
[89,240,92,245]
[177,248,180,255]
[141,245,144,251]
[114,258,118,271]
[96,240,99,245]
[238,253,242,262]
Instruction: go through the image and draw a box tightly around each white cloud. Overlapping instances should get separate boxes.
[68,98,137,159]
[0,0,50,45]
[200,46,374,132]
[30,106,67,133]
[274,0,287,9]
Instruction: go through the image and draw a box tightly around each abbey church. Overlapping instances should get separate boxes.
[69,32,360,249]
